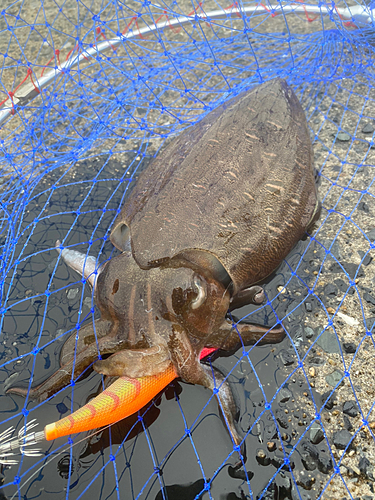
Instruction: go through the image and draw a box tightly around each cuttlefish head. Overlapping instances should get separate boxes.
[93,251,231,345]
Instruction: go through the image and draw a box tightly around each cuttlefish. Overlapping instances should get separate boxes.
[8,78,320,449]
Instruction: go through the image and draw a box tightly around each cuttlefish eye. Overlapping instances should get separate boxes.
[191,275,206,309]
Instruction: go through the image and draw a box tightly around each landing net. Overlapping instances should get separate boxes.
[0,1,374,499]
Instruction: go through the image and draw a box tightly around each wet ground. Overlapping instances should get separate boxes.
[0,1,375,500]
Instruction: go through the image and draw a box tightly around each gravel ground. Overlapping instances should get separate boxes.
[0,1,375,500]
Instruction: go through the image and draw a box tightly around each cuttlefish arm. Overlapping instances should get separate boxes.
[42,347,217,441]
[42,325,283,448]
[6,243,107,402]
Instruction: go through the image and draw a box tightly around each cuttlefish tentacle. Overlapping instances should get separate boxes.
[201,364,242,446]
[161,326,242,446]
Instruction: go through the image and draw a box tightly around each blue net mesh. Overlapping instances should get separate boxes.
[1,0,375,499]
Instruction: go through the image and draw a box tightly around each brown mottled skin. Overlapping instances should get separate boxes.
[8,78,320,450]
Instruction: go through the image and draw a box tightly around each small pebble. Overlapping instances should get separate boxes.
[318,238,341,260]
[310,422,324,444]
[325,369,344,387]
[275,409,289,429]
[267,441,276,452]
[55,328,65,341]
[83,296,92,309]
[342,342,356,354]
[334,278,355,295]
[305,302,312,312]
[256,449,271,466]
[359,456,371,474]
[351,465,361,476]
[271,453,295,471]
[358,250,372,266]
[362,123,375,134]
[343,415,354,431]
[337,132,351,142]
[333,430,353,450]
[56,402,69,414]
[279,349,295,366]
[321,390,335,410]
[277,388,292,404]
[364,254,373,265]
[309,367,316,377]
[296,472,315,490]
[343,400,359,417]
[325,284,338,296]
[358,201,370,213]
[346,466,355,477]
[329,262,364,279]
[292,325,304,348]
[364,292,375,306]
[339,465,347,475]
[67,288,79,300]
[316,330,340,354]
[366,228,375,241]
[301,452,317,472]
[304,327,315,339]
[317,451,333,474]
[308,355,325,365]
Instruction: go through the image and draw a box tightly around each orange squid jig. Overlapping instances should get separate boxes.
[44,346,217,441]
